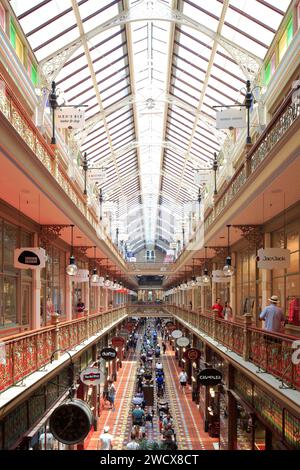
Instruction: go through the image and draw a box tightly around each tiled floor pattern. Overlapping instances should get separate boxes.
[162,343,218,450]
[87,347,137,450]
[87,331,217,450]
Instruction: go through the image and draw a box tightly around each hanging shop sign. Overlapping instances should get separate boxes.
[165,321,175,328]
[111,336,125,348]
[171,329,183,339]
[176,337,190,348]
[74,269,89,283]
[14,247,46,269]
[80,367,101,386]
[257,248,290,269]
[49,399,93,445]
[215,107,246,129]
[55,107,85,129]
[100,347,117,362]
[212,270,231,283]
[184,348,201,361]
[88,168,106,184]
[197,368,223,386]
[194,170,210,185]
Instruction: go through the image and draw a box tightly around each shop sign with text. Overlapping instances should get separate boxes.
[257,248,290,269]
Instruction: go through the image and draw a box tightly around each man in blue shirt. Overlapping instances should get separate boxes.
[259,295,285,333]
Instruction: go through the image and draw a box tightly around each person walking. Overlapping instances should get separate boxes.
[260,295,285,333]
[162,341,167,354]
[132,405,145,426]
[178,369,188,393]
[98,426,113,450]
[126,432,140,450]
[212,298,224,319]
[108,381,116,411]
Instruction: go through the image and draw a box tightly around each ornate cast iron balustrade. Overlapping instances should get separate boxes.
[170,304,300,391]
[204,93,300,231]
[0,307,126,395]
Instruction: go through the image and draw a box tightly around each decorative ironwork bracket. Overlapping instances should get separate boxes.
[232,225,264,249]
[39,224,70,247]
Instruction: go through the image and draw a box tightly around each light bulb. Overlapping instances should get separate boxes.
[202,269,210,285]
[91,269,99,283]
[66,256,78,276]
[223,256,235,276]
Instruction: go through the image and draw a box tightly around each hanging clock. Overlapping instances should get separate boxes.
[49,399,93,445]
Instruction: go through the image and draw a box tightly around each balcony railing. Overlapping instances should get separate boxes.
[168,305,300,391]
[0,307,127,394]
[204,90,300,233]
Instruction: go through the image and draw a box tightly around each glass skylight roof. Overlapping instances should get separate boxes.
[9,0,292,253]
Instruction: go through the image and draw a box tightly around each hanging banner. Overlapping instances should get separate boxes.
[216,107,246,129]
[80,367,101,386]
[74,269,89,283]
[184,348,201,361]
[257,248,290,269]
[14,247,46,269]
[212,270,231,283]
[171,329,183,339]
[55,107,85,129]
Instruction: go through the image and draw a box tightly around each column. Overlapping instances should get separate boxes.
[32,233,41,329]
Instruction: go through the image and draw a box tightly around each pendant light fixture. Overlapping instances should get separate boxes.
[189,259,197,287]
[202,246,211,285]
[90,246,99,283]
[104,259,111,287]
[66,225,78,276]
[223,225,235,276]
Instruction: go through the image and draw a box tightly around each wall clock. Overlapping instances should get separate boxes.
[49,399,93,445]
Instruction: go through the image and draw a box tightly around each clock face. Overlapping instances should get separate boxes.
[49,401,92,445]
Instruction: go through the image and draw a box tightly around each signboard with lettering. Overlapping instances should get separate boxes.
[198,368,223,386]
[216,108,246,129]
[212,270,231,283]
[176,337,190,348]
[257,248,290,269]
[56,107,85,129]
[74,269,89,283]
[80,367,101,386]
[183,348,201,362]
[100,347,117,362]
[14,247,46,269]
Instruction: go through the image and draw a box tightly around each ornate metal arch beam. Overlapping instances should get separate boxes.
[40,0,262,85]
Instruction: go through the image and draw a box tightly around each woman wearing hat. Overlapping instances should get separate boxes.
[259,295,286,333]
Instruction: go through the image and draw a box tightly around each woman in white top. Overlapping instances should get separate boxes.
[223,301,233,321]
[178,370,188,393]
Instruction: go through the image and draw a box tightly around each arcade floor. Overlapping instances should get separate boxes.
[87,335,218,451]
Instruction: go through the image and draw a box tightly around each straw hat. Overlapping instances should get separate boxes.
[269,295,279,303]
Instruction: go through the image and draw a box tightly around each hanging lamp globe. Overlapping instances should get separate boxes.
[202,268,211,285]
[90,268,99,283]
[66,255,78,276]
[223,256,235,276]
